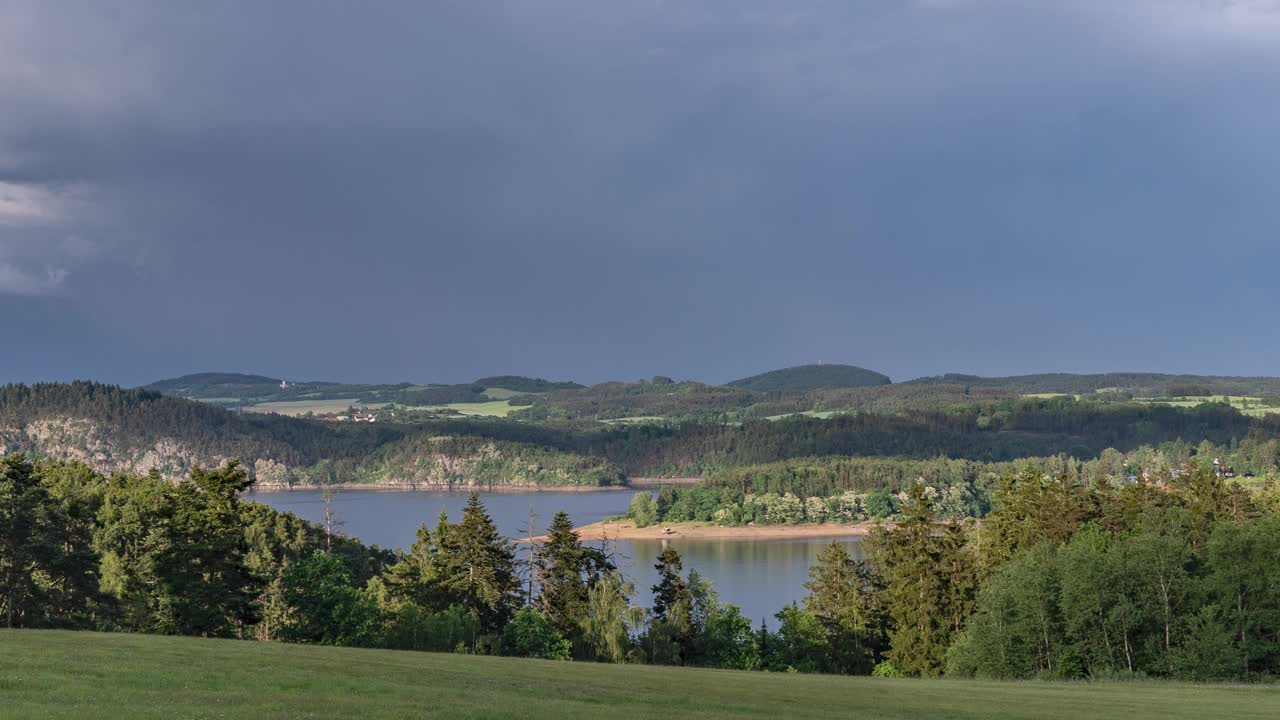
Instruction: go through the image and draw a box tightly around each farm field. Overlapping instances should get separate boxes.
[411,399,526,417]
[245,399,387,416]
[482,387,529,400]
[1135,395,1280,417]
[3,630,1277,720]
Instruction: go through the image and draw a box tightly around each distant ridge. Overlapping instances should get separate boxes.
[727,364,891,393]
[145,372,303,394]
[905,372,1280,397]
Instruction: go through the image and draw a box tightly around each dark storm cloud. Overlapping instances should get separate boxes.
[3,1,1280,385]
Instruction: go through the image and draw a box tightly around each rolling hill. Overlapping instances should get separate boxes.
[728,364,892,392]
[907,372,1280,397]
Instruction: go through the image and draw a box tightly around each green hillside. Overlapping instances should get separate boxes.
[5,631,1276,720]
[728,364,892,392]
[907,372,1280,398]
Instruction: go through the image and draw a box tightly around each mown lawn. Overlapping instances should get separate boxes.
[2,631,1278,720]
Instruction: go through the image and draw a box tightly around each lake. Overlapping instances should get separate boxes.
[248,488,863,625]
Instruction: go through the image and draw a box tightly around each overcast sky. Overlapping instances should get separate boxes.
[4,1,1280,386]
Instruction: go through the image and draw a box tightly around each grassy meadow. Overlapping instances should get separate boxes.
[1135,395,1280,417]
[246,399,388,416]
[3,630,1277,720]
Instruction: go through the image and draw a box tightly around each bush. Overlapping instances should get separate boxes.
[872,661,903,678]
[627,491,658,527]
[500,607,571,660]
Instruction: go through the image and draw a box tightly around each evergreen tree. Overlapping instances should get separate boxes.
[802,541,876,674]
[651,546,693,624]
[150,461,257,636]
[535,510,613,644]
[433,494,520,633]
[0,456,80,628]
[648,545,695,663]
[866,481,959,676]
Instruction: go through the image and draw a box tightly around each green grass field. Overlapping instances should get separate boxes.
[3,631,1276,720]
[246,399,388,416]
[1134,395,1280,417]
[482,387,528,400]
[408,399,525,417]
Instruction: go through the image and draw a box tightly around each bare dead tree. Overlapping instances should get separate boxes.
[521,504,539,606]
[322,485,343,552]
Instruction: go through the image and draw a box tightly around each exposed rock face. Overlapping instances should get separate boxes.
[0,419,229,481]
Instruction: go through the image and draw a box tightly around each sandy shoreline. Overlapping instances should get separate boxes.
[530,519,877,543]
[248,483,633,494]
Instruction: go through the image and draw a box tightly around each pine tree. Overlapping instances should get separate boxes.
[0,456,77,628]
[865,481,954,676]
[151,461,257,636]
[649,545,695,662]
[802,541,876,674]
[434,494,520,633]
[651,545,693,623]
[535,510,613,643]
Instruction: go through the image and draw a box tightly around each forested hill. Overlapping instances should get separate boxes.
[145,372,294,395]
[0,382,403,479]
[0,382,622,488]
[906,372,1280,397]
[727,364,892,392]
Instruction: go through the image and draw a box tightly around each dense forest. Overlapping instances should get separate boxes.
[9,382,1280,488]
[144,372,582,408]
[726,364,892,392]
[908,372,1280,398]
[4,455,1278,681]
[0,382,404,475]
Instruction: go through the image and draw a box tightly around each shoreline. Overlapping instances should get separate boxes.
[531,519,877,543]
[247,476,704,494]
[247,482,634,494]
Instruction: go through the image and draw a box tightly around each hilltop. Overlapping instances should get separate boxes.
[728,364,892,392]
[6,631,1276,720]
[907,372,1280,398]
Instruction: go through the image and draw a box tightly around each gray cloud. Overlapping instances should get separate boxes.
[2,1,1280,383]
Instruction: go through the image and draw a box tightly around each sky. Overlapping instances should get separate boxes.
[4,1,1280,387]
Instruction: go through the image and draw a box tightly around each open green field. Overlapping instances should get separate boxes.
[1135,395,1280,417]
[246,399,388,416]
[765,410,840,421]
[411,399,525,417]
[3,631,1277,720]
[482,387,528,400]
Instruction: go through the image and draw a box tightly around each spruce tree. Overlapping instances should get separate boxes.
[802,541,876,674]
[535,510,612,642]
[435,494,520,633]
[151,461,257,636]
[866,481,954,676]
[0,456,75,628]
[651,545,693,623]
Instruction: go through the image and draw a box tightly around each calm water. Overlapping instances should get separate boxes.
[248,488,862,625]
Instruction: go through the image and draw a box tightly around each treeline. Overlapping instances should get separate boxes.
[0,382,404,475]
[908,372,1280,398]
[628,438,1280,529]
[7,455,1278,682]
[10,383,1280,486]
[353,435,625,488]
[0,456,391,634]
[573,399,1272,476]
[515,380,759,421]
